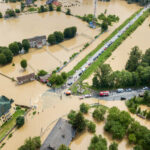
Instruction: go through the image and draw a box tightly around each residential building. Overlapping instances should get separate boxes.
[28,36,47,48]
[17,73,35,85]
[40,118,76,150]
[0,96,14,126]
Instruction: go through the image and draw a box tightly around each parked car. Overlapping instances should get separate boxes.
[126,88,132,92]
[67,81,73,85]
[46,82,51,87]
[139,92,144,97]
[121,97,126,100]
[99,91,110,97]
[65,90,71,96]
[143,87,149,90]
[84,94,92,98]
[116,88,124,93]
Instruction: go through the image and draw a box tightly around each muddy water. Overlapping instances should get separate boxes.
[0,1,20,13]
[106,16,150,71]
[0,11,98,46]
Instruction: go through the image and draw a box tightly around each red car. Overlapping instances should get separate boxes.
[99,91,110,97]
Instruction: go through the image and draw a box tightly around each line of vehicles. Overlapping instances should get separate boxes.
[67,5,150,87]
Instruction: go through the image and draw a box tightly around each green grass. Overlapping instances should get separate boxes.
[0,109,25,141]
[67,8,142,77]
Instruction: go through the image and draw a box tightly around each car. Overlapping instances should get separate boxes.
[79,72,82,76]
[116,88,124,93]
[47,82,51,87]
[121,97,126,100]
[143,87,149,90]
[84,94,92,98]
[79,96,84,99]
[67,81,73,85]
[126,88,132,92]
[104,47,107,50]
[99,91,110,97]
[139,92,144,97]
[65,90,71,96]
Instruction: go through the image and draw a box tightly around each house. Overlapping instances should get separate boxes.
[0,96,14,126]
[26,0,33,6]
[39,74,51,83]
[17,73,35,85]
[46,0,54,5]
[40,118,76,150]
[28,36,46,48]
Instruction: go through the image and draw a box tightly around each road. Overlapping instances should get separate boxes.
[67,4,150,86]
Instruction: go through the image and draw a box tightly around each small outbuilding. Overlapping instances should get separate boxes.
[28,36,46,48]
[39,74,51,83]
[17,73,35,85]
[40,118,76,150]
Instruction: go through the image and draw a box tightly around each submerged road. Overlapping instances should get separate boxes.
[67,4,150,86]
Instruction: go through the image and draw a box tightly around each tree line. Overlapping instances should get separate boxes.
[126,0,150,6]
[48,26,77,45]
[93,46,150,89]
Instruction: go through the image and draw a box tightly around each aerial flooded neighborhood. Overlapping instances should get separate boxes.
[0,0,150,150]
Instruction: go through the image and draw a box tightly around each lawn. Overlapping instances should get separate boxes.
[0,109,25,141]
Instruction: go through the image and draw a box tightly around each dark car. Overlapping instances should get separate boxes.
[47,82,51,87]
[121,97,126,100]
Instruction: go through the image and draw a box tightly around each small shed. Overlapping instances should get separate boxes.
[17,73,35,85]
[40,118,76,150]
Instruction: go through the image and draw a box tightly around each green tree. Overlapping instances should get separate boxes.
[37,70,47,76]
[66,9,71,15]
[61,72,67,80]
[109,142,118,150]
[9,42,20,55]
[0,12,3,18]
[0,53,7,65]
[73,112,86,132]
[54,31,64,43]
[80,103,89,114]
[16,116,24,128]
[15,9,20,13]
[22,39,30,52]
[5,9,16,17]
[49,4,53,11]
[20,59,27,70]
[142,48,150,66]
[92,107,106,121]
[101,21,108,31]
[17,42,23,51]
[146,111,150,119]
[128,133,136,143]
[2,47,13,63]
[67,110,76,124]
[58,144,70,150]
[125,46,142,72]
[56,6,61,11]
[88,135,107,150]
[18,137,41,150]
[87,121,96,133]
[48,34,56,45]
[133,145,143,150]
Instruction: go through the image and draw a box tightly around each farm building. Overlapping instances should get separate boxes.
[40,118,76,150]
[28,36,46,48]
[17,73,35,85]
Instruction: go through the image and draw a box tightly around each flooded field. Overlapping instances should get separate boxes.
[2,93,150,150]
[106,16,150,71]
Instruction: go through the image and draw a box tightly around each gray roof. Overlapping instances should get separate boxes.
[40,118,75,150]
[28,36,46,43]
[0,96,13,117]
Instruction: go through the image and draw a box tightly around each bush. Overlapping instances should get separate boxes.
[61,72,67,80]
[64,26,77,38]
[15,9,20,13]
[66,9,71,15]
[58,144,70,150]
[20,59,27,70]
[87,121,96,133]
[37,70,48,76]
[56,6,61,11]
[109,142,118,150]
[80,103,89,114]
[49,4,53,11]
[0,12,3,18]
[92,107,106,121]
[16,116,25,128]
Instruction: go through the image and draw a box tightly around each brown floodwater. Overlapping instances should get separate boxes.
[106,16,150,71]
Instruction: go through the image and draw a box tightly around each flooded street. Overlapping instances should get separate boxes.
[106,16,150,71]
